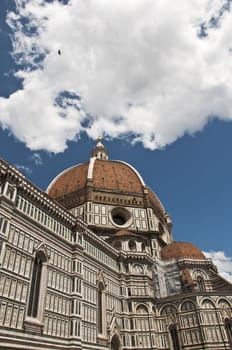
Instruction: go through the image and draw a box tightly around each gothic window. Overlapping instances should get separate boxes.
[27,251,47,318]
[111,334,120,350]
[197,276,205,291]
[169,325,181,350]
[225,318,232,348]
[97,281,105,334]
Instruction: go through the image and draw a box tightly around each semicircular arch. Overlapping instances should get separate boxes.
[160,304,177,316]
[217,298,232,308]
[180,300,196,312]
[192,269,207,280]
[132,264,144,274]
[136,304,149,314]
[201,298,216,309]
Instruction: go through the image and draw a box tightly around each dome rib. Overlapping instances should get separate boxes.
[116,160,146,186]
[47,158,166,217]
[47,162,88,199]
[92,160,144,193]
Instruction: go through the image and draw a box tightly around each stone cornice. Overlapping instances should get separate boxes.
[0,158,76,227]
[156,290,232,306]
[0,158,26,180]
[118,251,153,265]
[177,258,217,271]
[83,225,119,259]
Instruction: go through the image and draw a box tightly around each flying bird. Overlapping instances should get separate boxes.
[58,49,61,55]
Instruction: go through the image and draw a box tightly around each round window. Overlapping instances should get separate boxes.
[113,214,126,225]
[113,240,122,250]
[110,207,132,228]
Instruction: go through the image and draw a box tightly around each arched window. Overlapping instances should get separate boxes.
[141,243,145,252]
[225,318,232,348]
[180,269,194,292]
[181,301,195,311]
[169,325,181,350]
[136,304,148,314]
[160,304,177,316]
[197,276,205,291]
[113,240,122,251]
[202,299,215,309]
[128,240,136,251]
[111,334,121,350]
[28,251,47,318]
[219,299,231,308]
[133,264,143,274]
[98,282,105,334]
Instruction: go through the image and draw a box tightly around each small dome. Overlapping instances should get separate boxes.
[161,241,206,261]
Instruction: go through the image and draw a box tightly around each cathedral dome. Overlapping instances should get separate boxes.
[48,159,145,198]
[161,241,206,261]
[47,139,165,216]
[48,162,89,200]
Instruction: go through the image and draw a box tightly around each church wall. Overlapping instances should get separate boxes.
[154,295,232,350]
[0,176,77,348]
[1,158,232,350]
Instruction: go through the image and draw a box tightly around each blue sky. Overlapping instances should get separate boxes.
[0,0,232,280]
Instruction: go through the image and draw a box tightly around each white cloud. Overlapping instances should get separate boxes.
[30,152,42,165]
[204,251,232,282]
[15,164,32,175]
[0,0,232,152]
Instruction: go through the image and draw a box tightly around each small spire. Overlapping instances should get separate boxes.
[91,137,109,160]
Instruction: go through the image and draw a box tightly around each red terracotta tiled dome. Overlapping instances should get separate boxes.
[46,139,165,215]
[48,159,144,198]
[48,163,89,199]
[161,241,206,261]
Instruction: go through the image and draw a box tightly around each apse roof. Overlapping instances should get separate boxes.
[161,241,206,261]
